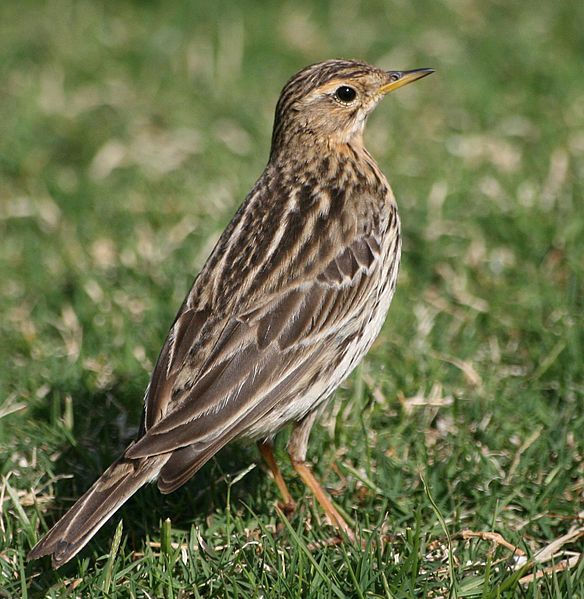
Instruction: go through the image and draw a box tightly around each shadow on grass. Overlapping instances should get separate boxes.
[26,377,269,591]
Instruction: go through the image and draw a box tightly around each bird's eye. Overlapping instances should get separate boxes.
[389,72,401,82]
[334,86,357,103]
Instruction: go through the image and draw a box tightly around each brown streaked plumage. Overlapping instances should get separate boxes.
[28,59,433,568]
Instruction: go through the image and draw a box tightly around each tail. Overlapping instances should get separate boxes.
[28,453,168,568]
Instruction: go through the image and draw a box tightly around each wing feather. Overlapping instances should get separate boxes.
[126,228,386,464]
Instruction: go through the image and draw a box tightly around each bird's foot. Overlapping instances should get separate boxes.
[277,499,297,518]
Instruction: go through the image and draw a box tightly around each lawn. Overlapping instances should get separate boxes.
[1,0,583,596]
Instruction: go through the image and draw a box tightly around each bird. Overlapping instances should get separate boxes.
[28,59,433,568]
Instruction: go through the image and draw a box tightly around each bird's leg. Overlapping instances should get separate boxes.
[288,411,355,542]
[257,440,296,515]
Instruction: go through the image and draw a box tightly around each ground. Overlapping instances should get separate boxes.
[1,0,583,597]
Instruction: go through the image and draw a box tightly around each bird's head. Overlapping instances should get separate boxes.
[270,59,433,159]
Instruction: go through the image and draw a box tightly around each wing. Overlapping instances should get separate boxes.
[126,226,387,465]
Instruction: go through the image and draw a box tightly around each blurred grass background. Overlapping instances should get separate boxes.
[1,0,583,596]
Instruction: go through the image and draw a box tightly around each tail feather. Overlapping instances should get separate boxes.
[28,454,168,568]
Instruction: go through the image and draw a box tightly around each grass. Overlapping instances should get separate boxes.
[1,0,583,596]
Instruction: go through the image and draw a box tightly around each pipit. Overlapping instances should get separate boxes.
[28,59,433,568]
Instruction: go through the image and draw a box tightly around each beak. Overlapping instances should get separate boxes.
[378,68,435,95]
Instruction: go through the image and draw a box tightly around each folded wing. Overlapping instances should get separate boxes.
[125,230,384,491]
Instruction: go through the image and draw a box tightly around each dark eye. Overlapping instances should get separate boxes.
[334,86,357,103]
[390,72,401,82]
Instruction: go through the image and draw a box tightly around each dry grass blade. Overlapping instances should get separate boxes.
[0,400,27,420]
[512,526,584,586]
[518,555,582,586]
[306,536,344,551]
[531,527,584,565]
[459,529,525,555]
